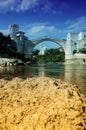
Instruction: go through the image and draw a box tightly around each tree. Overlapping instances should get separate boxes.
[31,48,65,63]
[32,49,39,55]
[79,48,86,54]
[0,33,17,57]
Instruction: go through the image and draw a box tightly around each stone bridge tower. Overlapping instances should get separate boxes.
[8,24,19,40]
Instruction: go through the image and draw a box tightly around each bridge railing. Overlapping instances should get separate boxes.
[32,36,66,43]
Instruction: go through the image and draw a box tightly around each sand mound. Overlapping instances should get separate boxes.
[0,77,86,130]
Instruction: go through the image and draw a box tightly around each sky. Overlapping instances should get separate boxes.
[0,0,86,49]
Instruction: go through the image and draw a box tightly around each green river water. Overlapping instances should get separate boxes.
[0,63,86,95]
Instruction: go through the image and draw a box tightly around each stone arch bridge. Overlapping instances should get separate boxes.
[25,36,71,61]
[8,24,86,63]
[32,36,66,50]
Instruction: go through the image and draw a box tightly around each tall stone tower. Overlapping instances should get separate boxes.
[8,24,19,40]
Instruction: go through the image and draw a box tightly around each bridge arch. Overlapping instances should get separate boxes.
[24,36,68,60]
[32,36,66,52]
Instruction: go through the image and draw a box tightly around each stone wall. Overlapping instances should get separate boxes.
[0,58,17,66]
[65,53,86,64]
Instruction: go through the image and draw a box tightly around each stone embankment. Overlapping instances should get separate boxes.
[0,58,24,66]
[0,77,86,130]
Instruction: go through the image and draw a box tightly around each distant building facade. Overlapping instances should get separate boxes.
[8,24,19,40]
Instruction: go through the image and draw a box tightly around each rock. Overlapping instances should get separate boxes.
[0,77,86,130]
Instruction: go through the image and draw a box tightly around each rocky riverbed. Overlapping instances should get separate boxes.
[0,77,86,130]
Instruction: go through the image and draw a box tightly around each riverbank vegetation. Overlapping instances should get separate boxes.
[32,48,65,63]
[0,32,25,60]
[73,48,86,54]
[0,32,17,57]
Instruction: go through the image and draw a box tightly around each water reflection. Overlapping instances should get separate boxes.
[37,64,45,76]
[0,64,86,95]
[64,64,86,94]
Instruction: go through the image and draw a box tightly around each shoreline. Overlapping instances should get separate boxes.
[0,77,86,130]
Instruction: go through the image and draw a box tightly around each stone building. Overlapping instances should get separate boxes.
[8,24,34,58]
[66,31,86,62]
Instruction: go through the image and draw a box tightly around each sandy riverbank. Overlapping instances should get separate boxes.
[0,77,86,130]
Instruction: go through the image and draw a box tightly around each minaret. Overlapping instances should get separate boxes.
[8,24,19,40]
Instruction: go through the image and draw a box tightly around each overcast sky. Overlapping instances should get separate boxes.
[0,0,86,48]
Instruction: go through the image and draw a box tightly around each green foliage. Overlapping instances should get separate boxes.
[32,48,65,63]
[0,32,3,37]
[0,32,18,58]
[36,55,47,63]
[73,49,77,54]
[79,48,86,54]
[32,49,39,55]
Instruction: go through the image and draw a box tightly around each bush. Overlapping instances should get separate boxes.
[79,48,86,54]
[73,50,77,54]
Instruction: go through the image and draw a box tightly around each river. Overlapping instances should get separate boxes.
[0,63,86,95]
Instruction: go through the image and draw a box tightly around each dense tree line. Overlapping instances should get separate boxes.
[0,32,17,57]
[73,48,86,54]
[79,48,86,54]
[32,48,65,63]
[0,32,25,60]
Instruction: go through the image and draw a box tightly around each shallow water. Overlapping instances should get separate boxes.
[0,63,86,95]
